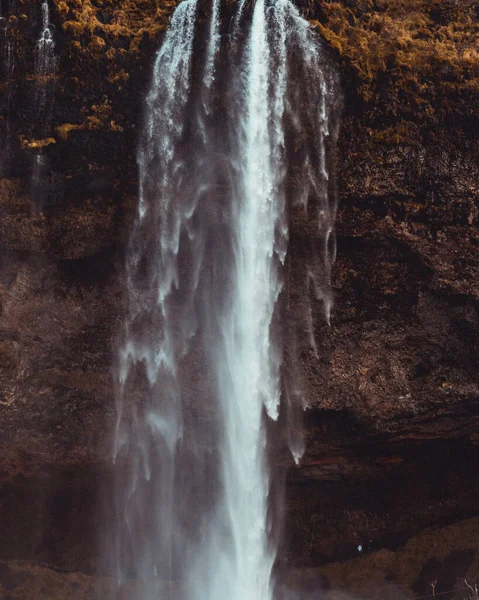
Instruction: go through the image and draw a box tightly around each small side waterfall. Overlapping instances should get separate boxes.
[0,11,14,81]
[108,0,340,598]
[0,6,14,176]
[34,0,56,115]
[31,0,56,209]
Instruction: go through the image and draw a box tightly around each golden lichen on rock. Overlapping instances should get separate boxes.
[51,0,180,98]
[55,98,124,140]
[54,0,180,55]
[19,136,56,150]
[314,0,479,104]
[55,122,84,141]
[370,121,417,146]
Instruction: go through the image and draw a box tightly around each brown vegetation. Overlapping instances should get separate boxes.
[53,0,179,54]
[314,0,479,111]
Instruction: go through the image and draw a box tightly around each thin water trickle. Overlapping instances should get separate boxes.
[0,13,13,80]
[35,0,56,114]
[108,0,340,598]
[0,5,14,176]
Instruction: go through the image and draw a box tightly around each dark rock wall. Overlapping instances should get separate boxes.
[283,0,479,576]
[0,0,477,596]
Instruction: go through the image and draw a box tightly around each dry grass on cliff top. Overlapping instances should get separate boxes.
[314,0,479,103]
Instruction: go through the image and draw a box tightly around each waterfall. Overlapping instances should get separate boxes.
[30,0,56,209]
[34,0,56,115]
[108,0,340,597]
[189,3,290,597]
[0,10,13,80]
[0,5,14,176]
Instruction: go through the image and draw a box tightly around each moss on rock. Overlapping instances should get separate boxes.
[313,0,479,113]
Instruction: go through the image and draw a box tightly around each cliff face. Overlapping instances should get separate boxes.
[284,0,479,577]
[0,0,478,597]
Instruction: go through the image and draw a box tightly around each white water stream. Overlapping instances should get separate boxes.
[0,9,13,81]
[0,5,14,176]
[35,0,56,113]
[30,0,56,205]
[110,0,339,598]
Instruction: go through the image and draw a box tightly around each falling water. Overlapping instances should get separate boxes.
[0,10,14,80]
[109,0,339,598]
[34,0,56,114]
[112,1,201,594]
[29,1,56,209]
[0,5,14,176]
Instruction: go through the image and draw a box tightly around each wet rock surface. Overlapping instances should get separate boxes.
[0,0,478,597]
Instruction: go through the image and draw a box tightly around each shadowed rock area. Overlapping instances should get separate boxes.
[0,0,477,598]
